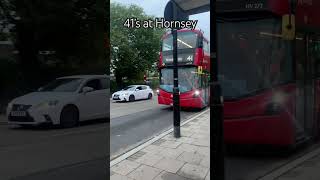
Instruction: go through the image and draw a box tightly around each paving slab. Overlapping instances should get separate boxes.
[177,163,209,180]
[154,158,186,174]
[110,109,210,180]
[127,165,162,180]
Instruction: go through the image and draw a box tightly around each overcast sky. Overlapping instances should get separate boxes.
[110,0,210,39]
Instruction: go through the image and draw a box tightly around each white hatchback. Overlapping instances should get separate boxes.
[6,75,109,128]
[112,85,154,102]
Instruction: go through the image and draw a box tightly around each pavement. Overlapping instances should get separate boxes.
[259,145,320,180]
[110,107,320,180]
[110,97,199,159]
[110,109,210,180]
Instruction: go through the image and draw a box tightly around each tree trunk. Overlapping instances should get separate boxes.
[115,74,123,90]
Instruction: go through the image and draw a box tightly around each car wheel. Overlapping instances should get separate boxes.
[60,105,79,128]
[129,95,135,102]
[148,93,153,99]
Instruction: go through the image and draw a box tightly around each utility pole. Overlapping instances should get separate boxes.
[172,3,181,138]
[211,0,225,179]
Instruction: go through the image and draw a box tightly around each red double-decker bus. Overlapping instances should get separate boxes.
[217,0,320,147]
[157,29,210,109]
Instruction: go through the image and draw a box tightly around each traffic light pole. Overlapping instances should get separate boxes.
[172,27,181,138]
[211,0,225,179]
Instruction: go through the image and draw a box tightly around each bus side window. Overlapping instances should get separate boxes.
[203,41,209,54]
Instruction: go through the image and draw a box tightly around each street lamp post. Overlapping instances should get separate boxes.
[165,0,224,179]
[172,27,181,138]
[211,0,225,179]
[165,0,185,138]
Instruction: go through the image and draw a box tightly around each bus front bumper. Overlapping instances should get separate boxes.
[158,96,203,108]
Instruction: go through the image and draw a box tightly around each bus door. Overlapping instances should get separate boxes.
[203,74,209,106]
[310,34,320,138]
[295,33,318,141]
[305,34,317,138]
[295,33,307,140]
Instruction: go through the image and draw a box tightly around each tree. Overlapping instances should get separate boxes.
[110,3,163,88]
[1,0,108,88]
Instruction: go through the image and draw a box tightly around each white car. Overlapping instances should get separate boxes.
[112,85,154,102]
[6,75,109,128]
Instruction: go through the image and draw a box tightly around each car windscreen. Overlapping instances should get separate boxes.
[39,78,83,92]
[122,86,136,91]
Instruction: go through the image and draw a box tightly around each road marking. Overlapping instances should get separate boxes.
[110,108,209,167]
[258,146,320,179]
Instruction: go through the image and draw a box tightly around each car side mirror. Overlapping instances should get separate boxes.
[82,86,94,94]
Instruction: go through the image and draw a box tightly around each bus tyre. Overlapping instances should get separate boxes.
[129,95,135,102]
[148,93,153,99]
[60,105,79,128]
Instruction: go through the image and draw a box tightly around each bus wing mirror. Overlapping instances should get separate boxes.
[282,14,295,40]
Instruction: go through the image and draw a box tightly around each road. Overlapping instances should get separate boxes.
[0,117,108,180]
[0,96,318,180]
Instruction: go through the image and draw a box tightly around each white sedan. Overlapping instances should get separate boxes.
[112,85,154,102]
[6,75,109,128]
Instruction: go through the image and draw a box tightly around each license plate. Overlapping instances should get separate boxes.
[11,111,26,117]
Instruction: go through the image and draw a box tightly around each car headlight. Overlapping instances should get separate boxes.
[36,100,59,109]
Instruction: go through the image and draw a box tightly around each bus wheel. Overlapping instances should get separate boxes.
[148,93,153,99]
[60,105,79,128]
[129,95,135,102]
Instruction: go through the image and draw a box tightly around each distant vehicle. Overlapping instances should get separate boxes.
[6,75,109,128]
[112,85,154,102]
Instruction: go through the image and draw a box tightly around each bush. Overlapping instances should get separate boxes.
[149,78,159,90]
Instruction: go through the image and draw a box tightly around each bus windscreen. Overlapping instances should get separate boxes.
[217,18,293,99]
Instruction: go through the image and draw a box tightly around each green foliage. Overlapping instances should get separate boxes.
[2,0,108,79]
[149,78,160,90]
[0,0,109,111]
[110,3,164,87]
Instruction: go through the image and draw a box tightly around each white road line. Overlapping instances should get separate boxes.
[259,146,320,180]
[110,108,210,167]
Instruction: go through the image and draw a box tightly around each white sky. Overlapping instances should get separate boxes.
[110,0,210,39]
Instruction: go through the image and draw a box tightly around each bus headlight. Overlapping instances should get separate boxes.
[156,89,160,95]
[272,92,286,104]
[194,90,200,97]
[265,92,287,115]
